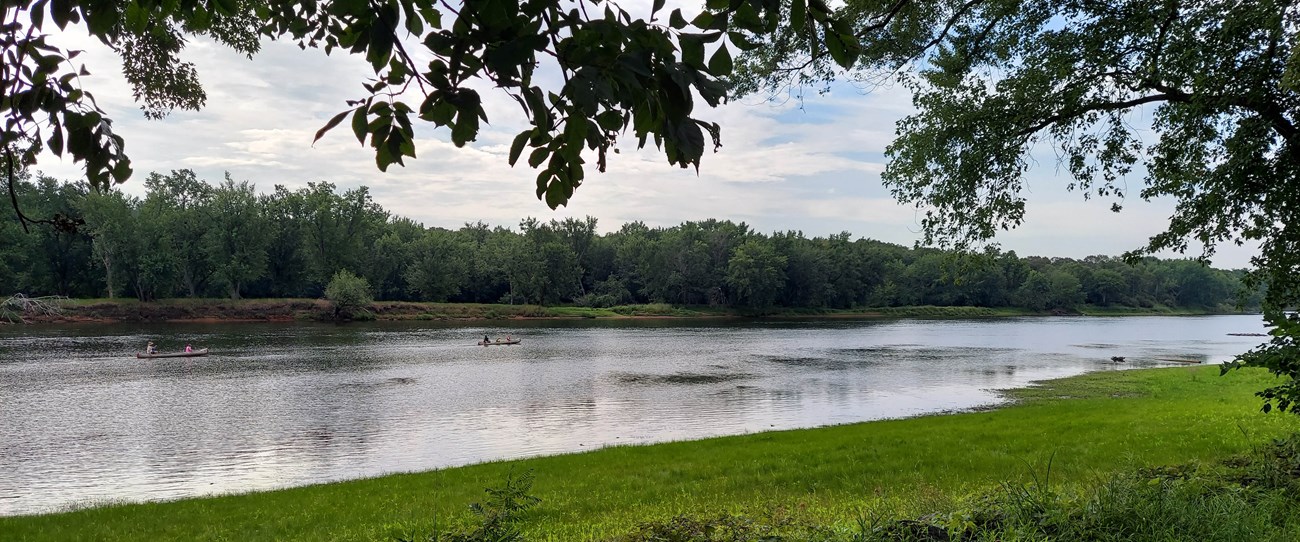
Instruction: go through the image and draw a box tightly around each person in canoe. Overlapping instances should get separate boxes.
[146,341,157,355]
[483,334,490,346]
[184,344,193,353]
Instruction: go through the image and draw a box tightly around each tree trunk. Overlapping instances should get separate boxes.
[100,254,115,299]
[183,266,198,297]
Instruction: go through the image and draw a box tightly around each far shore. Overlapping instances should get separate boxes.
[0,297,1253,325]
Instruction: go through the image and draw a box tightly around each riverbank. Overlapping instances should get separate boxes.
[5,297,1243,324]
[2,366,1295,540]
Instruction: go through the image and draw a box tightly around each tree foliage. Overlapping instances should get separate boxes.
[737,0,1300,413]
[726,238,786,308]
[207,176,269,299]
[2,0,863,225]
[1,173,1253,317]
[1,0,260,229]
[324,268,372,319]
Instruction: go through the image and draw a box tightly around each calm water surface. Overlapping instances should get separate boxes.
[0,315,1269,515]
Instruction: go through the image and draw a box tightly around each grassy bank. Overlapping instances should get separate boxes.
[15,298,1243,324]
[2,366,1296,541]
[1074,304,1234,316]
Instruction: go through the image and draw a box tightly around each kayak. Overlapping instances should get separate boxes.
[478,339,521,346]
[136,348,208,359]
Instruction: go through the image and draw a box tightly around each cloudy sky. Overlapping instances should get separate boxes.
[35,11,1258,269]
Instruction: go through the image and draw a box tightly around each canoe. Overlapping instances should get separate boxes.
[136,348,208,359]
[478,339,521,346]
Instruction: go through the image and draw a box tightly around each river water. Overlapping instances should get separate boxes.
[0,315,1269,516]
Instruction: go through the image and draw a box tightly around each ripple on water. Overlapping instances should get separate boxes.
[0,315,1270,516]
[613,371,754,385]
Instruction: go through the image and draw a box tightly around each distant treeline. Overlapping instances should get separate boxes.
[1,170,1255,311]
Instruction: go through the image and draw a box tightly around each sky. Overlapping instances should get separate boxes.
[32,11,1260,269]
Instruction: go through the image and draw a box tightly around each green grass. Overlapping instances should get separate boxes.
[1075,303,1249,316]
[608,303,717,317]
[541,306,621,318]
[2,366,1297,541]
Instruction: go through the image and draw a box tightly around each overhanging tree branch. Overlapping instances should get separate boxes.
[1016,93,1184,137]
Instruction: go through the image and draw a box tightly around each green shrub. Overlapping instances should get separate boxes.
[323,270,372,320]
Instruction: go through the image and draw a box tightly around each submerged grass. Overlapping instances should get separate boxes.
[2,367,1297,541]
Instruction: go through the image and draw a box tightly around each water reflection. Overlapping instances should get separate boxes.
[0,315,1268,515]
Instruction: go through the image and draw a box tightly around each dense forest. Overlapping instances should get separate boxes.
[0,170,1254,312]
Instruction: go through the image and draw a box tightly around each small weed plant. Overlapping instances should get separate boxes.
[403,470,541,542]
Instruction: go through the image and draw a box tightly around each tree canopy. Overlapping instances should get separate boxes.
[736,0,1300,413]
[3,171,1255,316]
[1,0,861,222]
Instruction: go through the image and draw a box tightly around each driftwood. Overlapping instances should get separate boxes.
[0,294,67,323]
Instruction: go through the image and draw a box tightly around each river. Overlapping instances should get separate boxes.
[0,314,1269,516]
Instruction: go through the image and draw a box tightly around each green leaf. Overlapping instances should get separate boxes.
[421,98,456,126]
[366,24,395,72]
[564,114,589,149]
[47,126,63,156]
[212,0,238,15]
[351,108,368,144]
[691,11,715,30]
[314,109,351,144]
[727,31,762,52]
[544,179,567,208]
[111,158,133,183]
[375,138,394,171]
[85,2,115,34]
[51,0,76,29]
[450,109,479,147]
[675,121,705,163]
[402,0,424,35]
[789,0,807,33]
[528,147,549,168]
[124,2,147,33]
[651,0,665,18]
[669,9,688,30]
[536,170,550,199]
[595,110,623,132]
[386,127,409,163]
[708,44,732,76]
[509,131,530,166]
[30,0,47,28]
[679,34,705,70]
[825,31,847,66]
